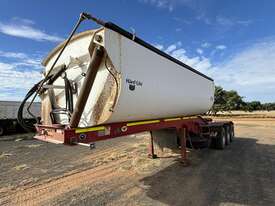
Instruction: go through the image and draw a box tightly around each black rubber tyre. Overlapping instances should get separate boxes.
[225,125,231,145]
[210,137,217,148]
[230,124,235,142]
[0,126,4,136]
[216,127,226,150]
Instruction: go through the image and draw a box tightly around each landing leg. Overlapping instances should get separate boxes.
[148,131,157,159]
[177,127,189,166]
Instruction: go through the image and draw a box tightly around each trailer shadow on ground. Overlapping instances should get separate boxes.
[141,137,275,206]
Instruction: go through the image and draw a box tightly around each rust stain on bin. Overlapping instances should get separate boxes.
[41,93,52,125]
[40,29,121,127]
[90,67,120,125]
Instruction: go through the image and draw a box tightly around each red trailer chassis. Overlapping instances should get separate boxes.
[35,116,234,165]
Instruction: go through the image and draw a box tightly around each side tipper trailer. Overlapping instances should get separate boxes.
[19,13,234,164]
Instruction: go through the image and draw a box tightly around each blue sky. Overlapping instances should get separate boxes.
[0,0,275,102]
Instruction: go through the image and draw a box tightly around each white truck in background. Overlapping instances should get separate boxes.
[0,101,40,136]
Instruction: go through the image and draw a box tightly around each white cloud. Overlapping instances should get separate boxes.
[201,42,211,48]
[0,50,42,69]
[210,39,275,102]
[173,17,192,25]
[170,48,186,60]
[165,44,177,53]
[0,62,41,91]
[154,44,164,50]
[236,20,253,26]
[216,16,234,26]
[216,16,253,27]
[196,48,203,54]
[156,39,275,102]
[210,45,227,56]
[195,14,253,28]
[139,0,175,12]
[160,42,213,75]
[0,50,42,100]
[165,41,182,53]
[11,17,35,25]
[0,51,28,59]
[216,45,227,50]
[0,18,64,42]
[196,13,212,25]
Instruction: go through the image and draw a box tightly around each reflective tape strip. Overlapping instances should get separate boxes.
[127,120,160,127]
[164,117,181,122]
[75,126,105,134]
[181,116,197,120]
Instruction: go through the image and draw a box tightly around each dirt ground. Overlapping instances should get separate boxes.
[0,117,275,206]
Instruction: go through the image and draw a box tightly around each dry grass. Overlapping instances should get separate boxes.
[14,164,29,171]
[211,110,275,118]
[0,152,12,159]
[26,144,42,148]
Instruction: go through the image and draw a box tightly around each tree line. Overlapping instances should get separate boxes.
[211,86,275,114]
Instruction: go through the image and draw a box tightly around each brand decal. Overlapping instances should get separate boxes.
[126,78,143,91]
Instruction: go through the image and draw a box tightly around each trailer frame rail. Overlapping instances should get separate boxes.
[35,116,233,164]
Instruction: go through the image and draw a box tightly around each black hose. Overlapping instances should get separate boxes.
[67,80,74,113]
[26,13,89,121]
[17,79,44,132]
[64,75,74,113]
[18,12,107,131]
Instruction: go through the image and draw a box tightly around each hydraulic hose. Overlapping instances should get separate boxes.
[26,12,91,122]
[17,79,44,132]
[18,12,107,131]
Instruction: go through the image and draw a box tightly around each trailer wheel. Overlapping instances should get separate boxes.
[210,137,217,148]
[225,126,230,145]
[216,127,226,149]
[0,126,4,136]
[230,124,235,142]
